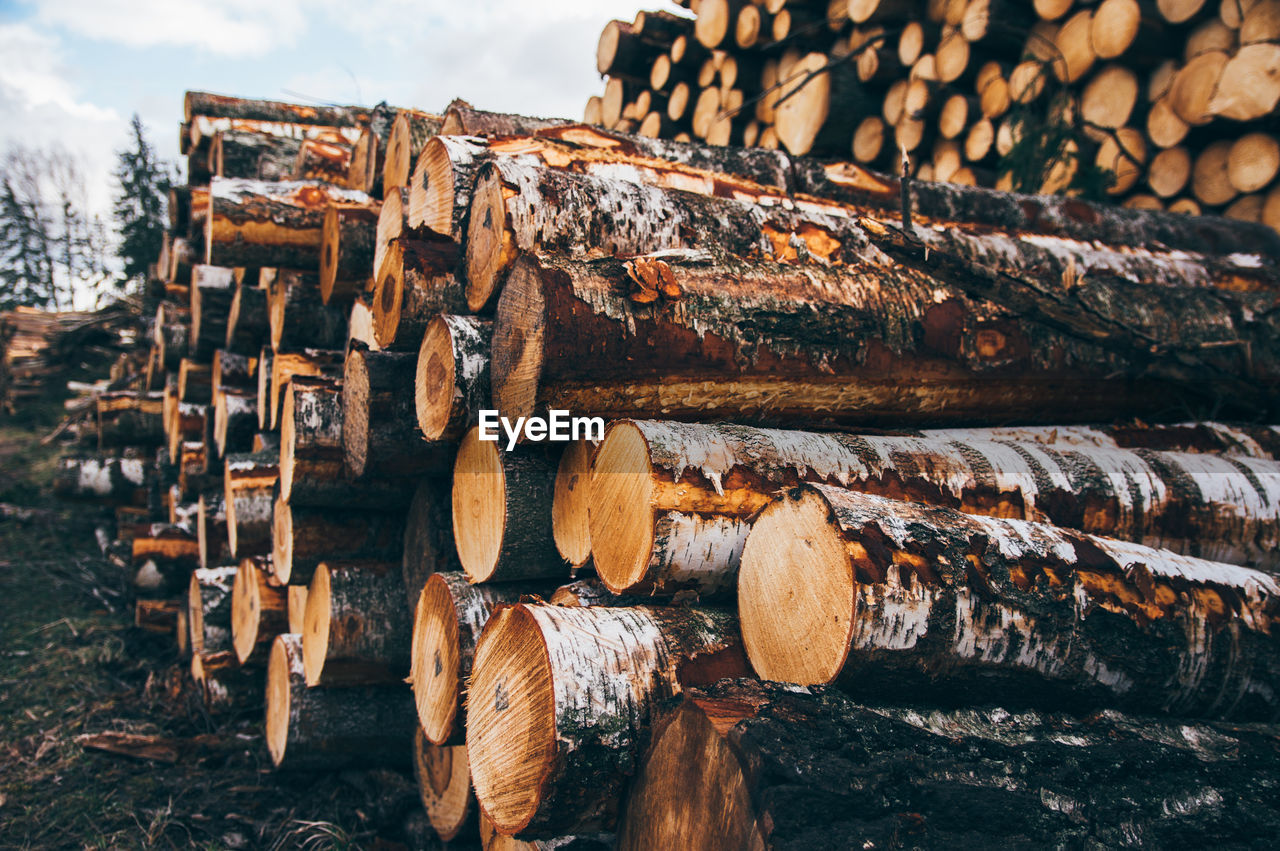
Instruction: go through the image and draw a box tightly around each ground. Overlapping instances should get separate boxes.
[0,404,435,850]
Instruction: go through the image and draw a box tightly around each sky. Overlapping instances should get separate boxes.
[0,0,666,216]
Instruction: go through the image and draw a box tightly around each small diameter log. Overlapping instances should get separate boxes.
[348,297,378,350]
[211,349,256,396]
[213,389,257,457]
[467,603,748,837]
[53,454,148,505]
[302,561,410,686]
[184,91,369,128]
[320,201,379,305]
[343,348,452,480]
[265,348,343,430]
[346,101,395,195]
[774,52,869,157]
[268,270,348,352]
[739,485,1280,720]
[402,476,458,610]
[292,139,353,183]
[155,303,190,369]
[136,600,182,633]
[410,572,528,745]
[225,282,268,356]
[191,648,260,713]
[167,402,207,469]
[383,109,443,193]
[96,392,164,448]
[415,315,491,442]
[224,450,278,558]
[205,177,371,269]
[598,20,664,81]
[413,731,476,844]
[551,438,599,573]
[452,426,562,583]
[272,496,406,585]
[231,555,287,665]
[372,237,465,349]
[190,264,236,359]
[438,100,570,137]
[1209,43,1280,121]
[548,576,642,608]
[177,359,212,404]
[408,134,489,238]
[132,523,200,597]
[197,490,229,570]
[187,565,237,656]
[212,129,302,180]
[374,188,410,282]
[620,678,1280,851]
[287,586,308,634]
[266,633,414,771]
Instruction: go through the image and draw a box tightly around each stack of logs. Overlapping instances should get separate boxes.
[55,87,1280,848]
[588,0,1280,232]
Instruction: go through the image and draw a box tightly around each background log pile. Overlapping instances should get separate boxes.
[50,77,1280,848]
[588,0,1280,233]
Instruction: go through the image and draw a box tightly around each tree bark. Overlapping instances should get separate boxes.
[412,731,476,844]
[212,129,302,180]
[184,91,370,128]
[271,496,407,585]
[263,348,343,430]
[383,108,443,193]
[415,315,491,442]
[467,603,749,837]
[292,138,353,183]
[96,392,164,449]
[224,283,268,356]
[191,648,261,714]
[187,565,237,656]
[204,177,371,270]
[213,388,256,457]
[268,270,349,353]
[265,633,414,771]
[302,560,410,686]
[401,476,458,611]
[132,523,200,597]
[320,201,379,305]
[919,421,1280,460]
[154,302,190,369]
[739,484,1280,720]
[177,360,211,405]
[223,449,278,559]
[231,554,287,665]
[196,490,228,570]
[621,678,1280,851]
[343,348,453,480]
[190,265,236,360]
[371,237,466,349]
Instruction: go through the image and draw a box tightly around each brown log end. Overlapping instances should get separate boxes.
[411,574,464,744]
[465,166,517,313]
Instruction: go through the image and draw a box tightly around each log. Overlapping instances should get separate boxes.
[407,134,489,239]
[343,348,452,479]
[213,388,256,457]
[452,426,562,583]
[154,304,190,369]
[167,402,207,464]
[492,247,1279,430]
[1169,50,1229,125]
[1157,0,1207,22]
[413,732,476,844]
[223,450,277,559]
[551,439,597,572]
[371,236,465,349]
[135,599,182,633]
[187,565,237,656]
[265,633,414,771]
[1228,133,1280,194]
[466,603,748,836]
[271,497,406,585]
[211,349,256,397]
[547,577,639,608]
[301,560,410,686]
[598,20,665,81]
[438,100,571,137]
[224,282,268,356]
[345,101,395,196]
[96,392,164,448]
[620,679,1280,850]
[401,476,458,611]
[191,648,260,713]
[381,109,442,195]
[415,315,491,442]
[319,201,379,305]
[1081,64,1139,129]
[374,187,410,283]
[196,490,229,570]
[177,441,212,499]
[292,138,353,183]
[410,572,528,745]
[773,53,869,157]
[348,297,378,351]
[738,485,1280,720]
[132,523,200,597]
[1193,139,1238,206]
[204,177,371,270]
[184,91,369,128]
[1148,145,1192,198]
[167,237,195,285]
[268,270,348,352]
[287,586,308,634]
[261,347,343,431]
[177,359,212,405]
[696,0,738,48]
[1096,127,1147,195]
[212,129,302,180]
[231,554,287,665]
[920,421,1280,460]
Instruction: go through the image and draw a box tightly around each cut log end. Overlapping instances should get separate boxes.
[466,605,554,836]
[416,316,457,441]
[341,348,374,479]
[301,563,332,686]
[419,137,459,237]
[588,422,655,594]
[271,495,295,584]
[737,486,854,685]
[265,634,295,768]
[413,730,475,842]
[552,440,595,569]
[465,167,517,313]
[411,574,463,744]
[451,428,507,583]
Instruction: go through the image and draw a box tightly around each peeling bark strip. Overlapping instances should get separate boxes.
[466,603,749,837]
[268,270,348,353]
[225,283,267,356]
[302,561,410,686]
[343,348,452,480]
[96,392,164,448]
[223,449,277,559]
[620,679,1280,851]
[591,420,1280,598]
[451,426,563,583]
[401,476,457,611]
[54,454,149,505]
[211,129,302,180]
[272,496,406,586]
[204,177,371,270]
[319,201,379,305]
[493,250,1277,429]
[411,572,532,746]
[412,732,476,844]
[231,555,286,665]
[739,485,1280,721]
[922,422,1280,462]
[265,633,414,771]
[415,315,492,442]
[188,565,237,656]
[372,237,465,349]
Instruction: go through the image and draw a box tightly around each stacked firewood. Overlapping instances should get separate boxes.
[588,0,1280,232]
[56,86,1280,847]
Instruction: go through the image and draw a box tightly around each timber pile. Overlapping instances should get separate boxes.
[53,85,1280,849]
[588,0,1280,232]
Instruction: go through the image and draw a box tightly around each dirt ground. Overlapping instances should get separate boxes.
[0,409,440,850]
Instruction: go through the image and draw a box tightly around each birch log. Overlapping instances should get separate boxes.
[739,485,1280,720]
[187,565,237,657]
[53,454,149,505]
[196,490,229,570]
[302,561,410,686]
[438,100,571,137]
[264,348,343,430]
[415,315,491,442]
[552,439,598,572]
[184,91,370,128]
[211,129,302,180]
[382,109,443,193]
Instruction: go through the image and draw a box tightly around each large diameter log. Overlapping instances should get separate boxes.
[301,561,410,686]
[410,572,528,746]
[197,490,229,570]
[415,315,491,442]
[452,426,562,583]
[264,348,343,430]
[438,100,570,137]
[466,603,748,837]
[493,249,1278,429]
[54,454,149,505]
[372,237,465,349]
[739,485,1280,720]
[552,439,597,571]
[319,202,379,305]
[132,523,200,597]
[224,450,278,558]
[185,91,369,127]
[413,732,476,844]
[590,420,1280,597]
[205,177,371,270]
[343,348,452,479]
[265,633,414,771]
[96,392,164,448]
[402,476,458,610]
[231,555,287,665]
[383,109,442,193]
[187,565,237,656]
[272,497,406,585]
[620,679,1280,851]
[346,101,396,195]
[1208,43,1280,121]
[268,270,348,352]
[211,129,302,180]
[225,283,268,355]
[213,389,257,457]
